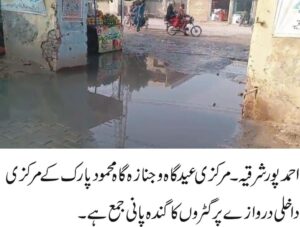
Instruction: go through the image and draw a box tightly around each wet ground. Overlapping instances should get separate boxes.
[1,26,288,148]
[0,53,245,148]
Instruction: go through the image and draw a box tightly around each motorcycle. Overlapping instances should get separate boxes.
[165,15,202,37]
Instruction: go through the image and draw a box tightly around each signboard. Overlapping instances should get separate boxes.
[274,0,300,37]
[97,26,123,54]
[1,0,46,15]
[62,0,83,21]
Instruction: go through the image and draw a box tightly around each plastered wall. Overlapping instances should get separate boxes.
[243,0,300,125]
[2,1,58,70]
[187,0,211,22]
[2,1,89,71]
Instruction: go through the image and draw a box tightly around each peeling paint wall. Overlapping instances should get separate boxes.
[243,0,300,125]
[2,1,57,69]
[2,1,89,71]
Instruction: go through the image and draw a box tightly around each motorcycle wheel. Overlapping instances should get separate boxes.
[166,24,169,31]
[191,25,202,37]
[167,26,177,36]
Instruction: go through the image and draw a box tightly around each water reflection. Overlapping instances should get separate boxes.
[0,52,243,148]
[86,52,193,147]
[146,57,194,89]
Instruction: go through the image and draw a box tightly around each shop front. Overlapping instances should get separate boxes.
[55,0,124,70]
[87,0,123,55]
[0,0,124,71]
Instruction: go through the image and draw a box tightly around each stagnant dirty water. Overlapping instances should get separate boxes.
[0,52,245,148]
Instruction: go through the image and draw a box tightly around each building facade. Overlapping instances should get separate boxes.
[143,0,255,23]
[188,0,254,22]
[1,0,90,71]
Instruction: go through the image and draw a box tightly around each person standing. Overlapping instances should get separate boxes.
[178,4,188,35]
[178,3,186,17]
[166,2,176,20]
[136,0,146,32]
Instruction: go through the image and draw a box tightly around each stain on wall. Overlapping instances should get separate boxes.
[3,12,38,45]
[1,0,57,70]
[243,0,300,125]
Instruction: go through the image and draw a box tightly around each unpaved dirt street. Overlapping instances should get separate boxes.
[124,25,251,75]
[0,22,297,148]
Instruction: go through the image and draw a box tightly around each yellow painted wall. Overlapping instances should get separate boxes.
[188,0,210,22]
[243,0,300,125]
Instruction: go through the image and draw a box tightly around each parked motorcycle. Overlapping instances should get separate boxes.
[165,15,202,37]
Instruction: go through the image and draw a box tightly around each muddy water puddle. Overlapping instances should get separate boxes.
[0,52,244,148]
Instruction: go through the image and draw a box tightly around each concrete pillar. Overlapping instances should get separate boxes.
[228,0,235,24]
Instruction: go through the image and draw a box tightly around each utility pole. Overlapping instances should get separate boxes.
[121,0,124,23]
[228,0,235,24]
[250,0,258,25]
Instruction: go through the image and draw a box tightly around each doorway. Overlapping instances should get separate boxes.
[0,5,5,55]
[211,0,230,21]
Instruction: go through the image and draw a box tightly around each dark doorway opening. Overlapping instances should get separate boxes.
[0,7,5,55]
[87,26,99,55]
[235,0,252,12]
[212,0,230,10]
[87,0,99,55]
